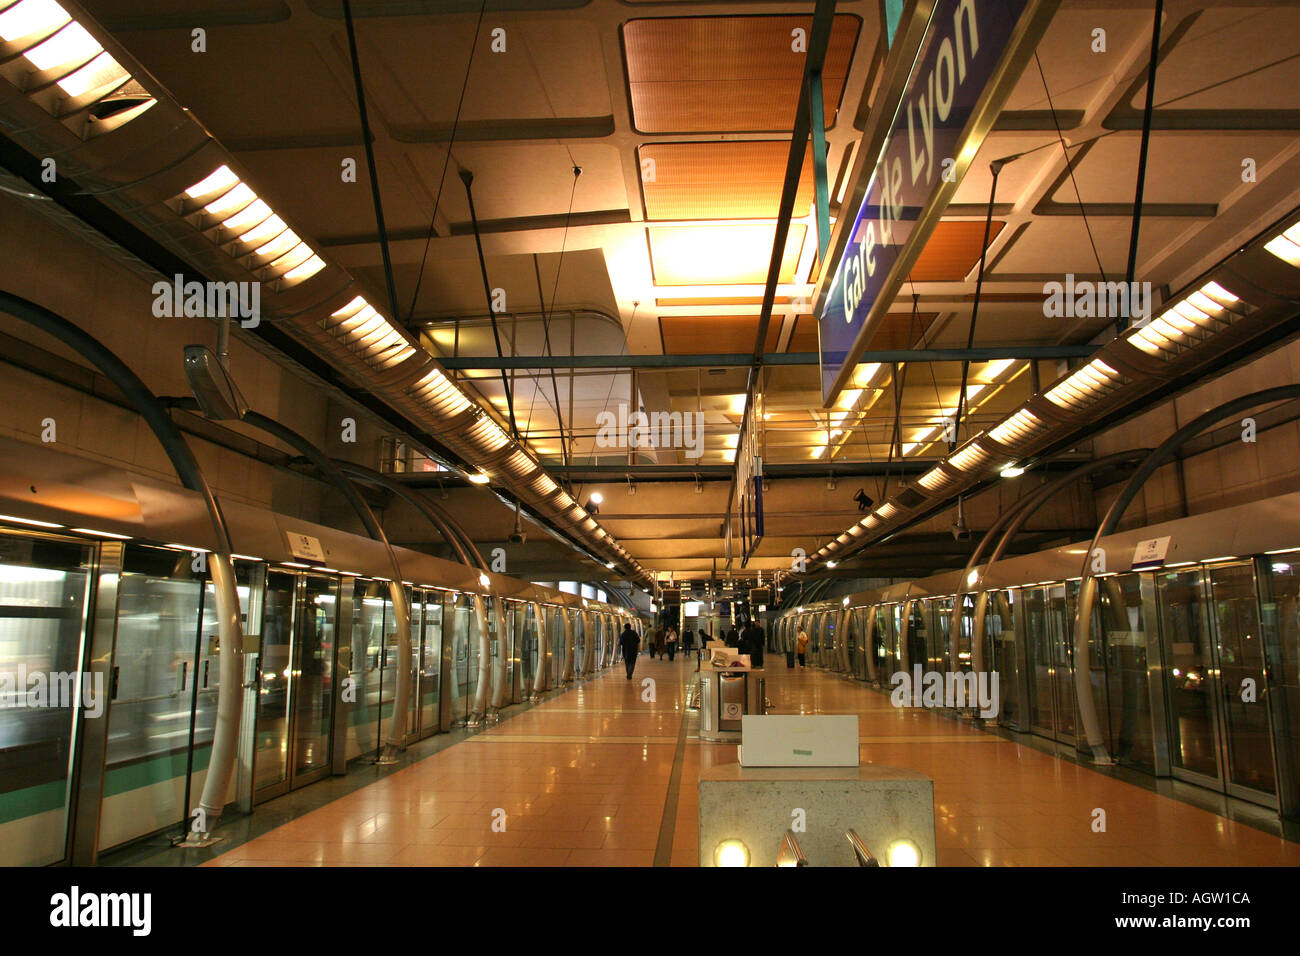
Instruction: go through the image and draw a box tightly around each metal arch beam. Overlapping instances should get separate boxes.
[0,291,244,847]
[1073,385,1300,764]
[333,459,488,570]
[947,449,1151,675]
[195,405,417,756]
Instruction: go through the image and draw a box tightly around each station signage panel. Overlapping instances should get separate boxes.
[818,0,1048,404]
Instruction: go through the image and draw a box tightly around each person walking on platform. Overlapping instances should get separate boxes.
[619,623,640,680]
[653,626,665,659]
[726,625,740,648]
[796,626,810,667]
[666,625,678,661]
[742,620,764,668]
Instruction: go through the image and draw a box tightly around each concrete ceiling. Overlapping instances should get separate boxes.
[76,0,1300,585]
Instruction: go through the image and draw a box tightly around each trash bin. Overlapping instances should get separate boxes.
[718,672,746,731]
[786,650,795,669]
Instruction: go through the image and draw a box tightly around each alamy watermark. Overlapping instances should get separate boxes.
[890,665,999,719]
[595,403,704,459]
[0,667,105,719]
[152,274,261,328]
[1042,274,1151,324]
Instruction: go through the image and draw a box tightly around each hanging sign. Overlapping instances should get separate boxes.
[818,0,1056,404]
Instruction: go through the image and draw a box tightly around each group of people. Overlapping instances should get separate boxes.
[617,619,772,679]
[721,619,766,668]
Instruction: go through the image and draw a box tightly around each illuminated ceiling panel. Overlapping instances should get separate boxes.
[639,141,813,220]
[623,15,861,133]
[648,223,805,286]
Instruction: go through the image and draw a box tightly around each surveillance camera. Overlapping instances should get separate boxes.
[508,531,526,545]
[951,523,970,542]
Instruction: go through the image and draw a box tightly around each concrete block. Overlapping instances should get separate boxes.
[699,763,935,867]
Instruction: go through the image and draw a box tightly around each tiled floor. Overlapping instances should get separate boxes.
[202,656,1300,867]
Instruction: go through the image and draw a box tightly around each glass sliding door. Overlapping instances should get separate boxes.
[347,580,386,758]
[254,571,294,795]
[1262,557,1300,815]
[1048,585,1077,743]
[1096,573,1156,771]
[100,546,205,849]
[418,590,443,735]
[1023,586,1055,738]
[986,589,1019,728]
[1157,568,1222,784]
[0,532,93,866]
[254,572,335,800]
[293,574,336,783]
[1206,562,1276,801]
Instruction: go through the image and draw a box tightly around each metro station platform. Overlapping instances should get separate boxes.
[182,656,1300,868]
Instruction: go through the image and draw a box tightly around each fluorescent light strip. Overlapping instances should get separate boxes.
[0,1,71,41]
[0,514,63,528]
[71,527,130,539]
[22,20,100,71]
[948,442,991,473]
[57,50,126,97]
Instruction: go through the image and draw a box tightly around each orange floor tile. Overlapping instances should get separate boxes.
[203,656,1300,867]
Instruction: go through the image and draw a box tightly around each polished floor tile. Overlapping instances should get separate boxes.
[203,657,1300,868]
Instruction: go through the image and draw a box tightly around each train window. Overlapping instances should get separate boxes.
[0,532,93,865]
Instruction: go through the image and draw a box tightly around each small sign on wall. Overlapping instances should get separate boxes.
[1132,536,1172,569]
[286,532,325,563]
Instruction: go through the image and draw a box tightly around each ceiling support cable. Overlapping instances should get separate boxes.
[460,168,519,441]
[523,167,581,448]
[339,0,401,323]
[405,0,488,325]
[1121,0,1165,334]
[533,253,570,469]
[951,159,1004,452]
[1035,51,1107,284]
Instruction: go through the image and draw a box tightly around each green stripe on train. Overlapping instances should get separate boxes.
[0,780,66,825]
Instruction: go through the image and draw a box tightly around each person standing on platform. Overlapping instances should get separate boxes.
[666,625,678,661]
[726,625,740,648]
[619,623,640,680]
[743,620,764,668]
[796,626,810,667]
[653,626,665,659]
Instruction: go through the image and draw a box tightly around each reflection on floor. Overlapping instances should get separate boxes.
[202,656,1300,867]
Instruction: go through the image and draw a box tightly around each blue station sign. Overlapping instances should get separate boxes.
[818,0,1046,404]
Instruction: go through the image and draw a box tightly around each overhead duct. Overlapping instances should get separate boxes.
[0,1,648,582]
[806,205,1300,571]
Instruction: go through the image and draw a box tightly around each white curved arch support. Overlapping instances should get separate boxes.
[561,608,574,683]
[530,602,549,698]
[196,553,245,825]
[862,606,878,684]
[469,591,491,723]
[382,580,414,749]
[972,590,991,681]
[489,597,508,717]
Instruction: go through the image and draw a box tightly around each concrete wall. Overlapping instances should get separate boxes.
[0,190,394,526]
[1093,335,1300,529]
